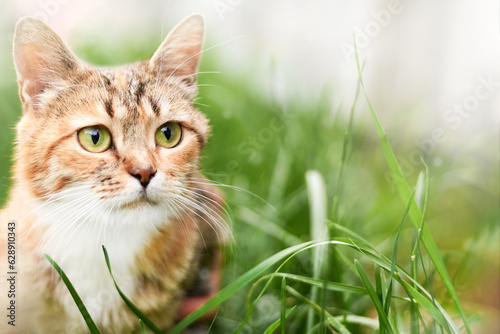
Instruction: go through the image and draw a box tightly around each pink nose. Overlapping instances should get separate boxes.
[129,167,157,187]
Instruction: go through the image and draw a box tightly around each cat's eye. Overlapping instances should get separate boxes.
[78,125,112,153]
[155,122,182,148]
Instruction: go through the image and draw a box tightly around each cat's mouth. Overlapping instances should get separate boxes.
[121,194,157,210]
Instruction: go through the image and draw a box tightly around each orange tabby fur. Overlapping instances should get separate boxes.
[0,14,227,333]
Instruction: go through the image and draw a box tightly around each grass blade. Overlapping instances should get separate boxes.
[386,191,415,316]
[281,277,286,334]
[139,320,147,334]
[353,42,471,334]
[338,315,379,329]
[43,254,100,334]
[264,306,296,334]
[354,260,394,334]
[331,64,362,221]
[375,263,383,304]
[249,272,408,303]
[414,171,425,209]
[397,276,450,332]
[286,286,351,334]
[412,162,435,302]
[254,273,368,296]
[305,170,328,333]
[101,246,163,334]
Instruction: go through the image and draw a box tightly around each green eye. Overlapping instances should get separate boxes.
[155,122,182,148]
[78,125,112,153]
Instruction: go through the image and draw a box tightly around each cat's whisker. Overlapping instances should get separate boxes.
[35,194,96,251]
[168,200,188,239]
[169,195,208,250]
[21,187,94,239]
[178,185,233,230]
[99,201,117,243]
[38,192,95,238]
[166,197,196,247]
[192,101,209,108]
[171,192,231,245]
[195,84,220,88]
[60,199,104,250]
[21,184,91,210]
[185,179,228,202]
[189,176,278,213]
[192,71,221,76]
[182,188,228,217]
[182,184,229,210]
[49,199,100,252]
[157,72,221,100]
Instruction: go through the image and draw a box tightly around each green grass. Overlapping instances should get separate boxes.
[1,35,498,333]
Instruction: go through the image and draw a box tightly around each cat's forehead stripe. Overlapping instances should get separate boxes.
[150,97,161,116]
[135,81,145,105]
[104,100,114,118]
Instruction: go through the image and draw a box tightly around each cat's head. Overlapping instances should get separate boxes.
[13,15,210,226]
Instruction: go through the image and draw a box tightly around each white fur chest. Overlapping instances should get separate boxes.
[31,195,170,328]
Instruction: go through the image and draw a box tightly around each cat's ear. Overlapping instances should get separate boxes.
[13,17,79,110]
[149,14,204,95]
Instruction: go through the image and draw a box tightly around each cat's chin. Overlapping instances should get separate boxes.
[120,197,158,210]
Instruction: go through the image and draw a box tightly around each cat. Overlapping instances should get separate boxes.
[0,14,229,333]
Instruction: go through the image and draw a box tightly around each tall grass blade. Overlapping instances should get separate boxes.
[305,170,328,333]
[268,147,291,204]
[412,161,435,302]
[410,300,420,334]
[413,167,430,334]
[331,67,362,221]
[415,171,425,209]
[281,277,286,334]
[353,42,471,334]
[385,191,415,316]
[328,78,361,325]
[375,263,383,304]
[354,260,394,334]
[43,254,100,334]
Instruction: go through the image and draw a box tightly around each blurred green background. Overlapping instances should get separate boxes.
[0,1,498,332]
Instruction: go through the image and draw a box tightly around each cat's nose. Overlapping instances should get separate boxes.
[129,167,157,188]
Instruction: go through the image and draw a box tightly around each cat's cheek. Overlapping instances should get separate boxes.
[157,137,201,168]
[55,153,101,180]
